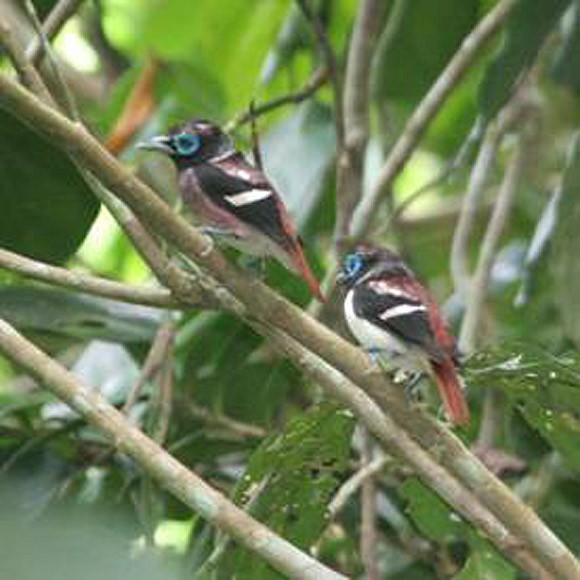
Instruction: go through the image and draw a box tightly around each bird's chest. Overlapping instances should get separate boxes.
[344,291,405,355]
[179,170,247,234]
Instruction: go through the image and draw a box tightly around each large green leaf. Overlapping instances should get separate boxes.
[262,101,335,229]
[401,477,469,543]
[0,111,99,264]
[552,132,580,348]
[114,0,287,113]
[372,0,478,104]
[0,286,160,343]
[466,344,580,471]
[214,403,354,579]
[455,535,515,580]
[402,478,514,578]
[478,0,570,120]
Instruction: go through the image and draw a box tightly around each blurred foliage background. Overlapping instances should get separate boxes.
[2,0,580,578]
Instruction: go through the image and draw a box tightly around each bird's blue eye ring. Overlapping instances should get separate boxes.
[173,133,201,156]
[344,253,363,277]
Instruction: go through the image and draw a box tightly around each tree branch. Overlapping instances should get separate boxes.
[459,133,527,352]
[0,247,185,309]
[349,0,518,243]
[188,402,267,439]
[0,318,346,580]
[450,124,501,298]
[295,0,344,145]
[333,0,388,256]
[0,73,576,578]
[225,66,328,132]
[360,429,378,580]
[328,454,389,518]
[26,0,85,66]
[0,20,53,103]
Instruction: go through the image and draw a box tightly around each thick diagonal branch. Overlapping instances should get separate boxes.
[0,318,346,580]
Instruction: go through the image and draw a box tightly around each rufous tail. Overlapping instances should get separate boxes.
[432,359,470,426]
[287,244,325,302]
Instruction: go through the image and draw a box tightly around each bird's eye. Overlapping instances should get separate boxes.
[344,253,363,277]
[173,133,201,156]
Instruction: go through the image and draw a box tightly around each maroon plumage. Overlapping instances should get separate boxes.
[338,244,470,427]
[138,119,324,301]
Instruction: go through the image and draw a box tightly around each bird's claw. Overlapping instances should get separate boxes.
[200,226,239,240]
[403,371,425,402]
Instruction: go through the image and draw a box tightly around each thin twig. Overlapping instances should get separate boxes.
[188,403,266,439]
[23,0,79,119]
[0,248,182,309]
[0,318,346,580]
[225,67,328,132]
[248,101,264,171]
[360,429,378,580]
[123,320,176,415]
[349,0,518,243]
[295,0,344,145]
[450,124,502,298]
[333,0,388,257]
[459,134,527,352]
[0,21,53,103]
[381,123,484,235]
[328,454,389,518]
[152,321,175,444]
[26,0,85,66]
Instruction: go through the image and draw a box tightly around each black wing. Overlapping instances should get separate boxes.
[352,282,445,362]
[194,161,290,247]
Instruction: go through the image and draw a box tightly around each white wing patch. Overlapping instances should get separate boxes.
[224,188,272,206]
[368,280,415,300]
[379,303,426,321]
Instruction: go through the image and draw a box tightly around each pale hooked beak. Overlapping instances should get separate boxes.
[136,135,173,154]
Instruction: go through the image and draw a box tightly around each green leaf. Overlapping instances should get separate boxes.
[126,0,288,113]
[0,286,160,343]
[551,1,580,94]
[401,477,469,542]
[455,535,515,580]
[262,101,335,229]
[552,132,580,348]
[372,0,478,104]
[215,403,355,579]
[0,111,99,264]
[478,0,570,120]
[466,344,580,471]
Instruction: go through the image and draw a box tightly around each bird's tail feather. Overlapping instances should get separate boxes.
[287,244,325,302]
[432,359,470,426]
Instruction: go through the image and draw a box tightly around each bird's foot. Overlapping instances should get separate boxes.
[200,226,239,240]
[403,371,425,402]
[239,255,267,279]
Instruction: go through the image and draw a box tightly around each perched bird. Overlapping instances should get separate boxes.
[337,244,470,426]
[138,119,324,301]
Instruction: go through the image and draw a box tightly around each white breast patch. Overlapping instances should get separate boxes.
[224,189,272,206]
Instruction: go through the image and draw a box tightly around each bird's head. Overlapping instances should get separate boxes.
[138,119,235,167]
[337,243,408,287]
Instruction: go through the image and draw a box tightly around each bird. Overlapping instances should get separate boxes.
[138,119,324,301]
[337,244,470,426]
